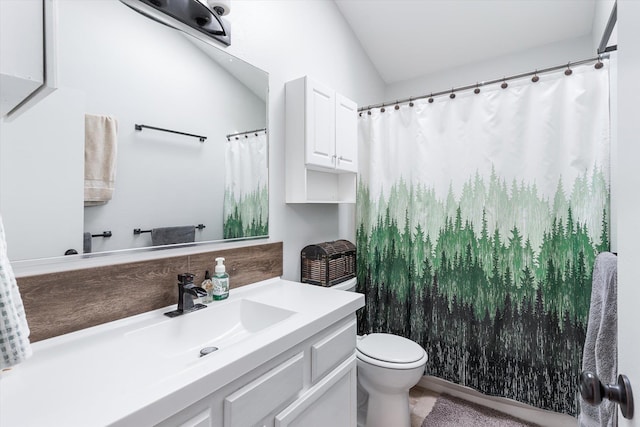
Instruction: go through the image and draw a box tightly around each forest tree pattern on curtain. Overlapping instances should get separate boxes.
[223,132,268,239]
[356,65,610,415]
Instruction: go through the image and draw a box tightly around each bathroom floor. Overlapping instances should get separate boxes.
[409,386,440,427]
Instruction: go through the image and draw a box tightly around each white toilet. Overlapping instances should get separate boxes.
[331,278,428,427]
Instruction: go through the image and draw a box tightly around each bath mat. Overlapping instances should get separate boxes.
[421,394,541,427]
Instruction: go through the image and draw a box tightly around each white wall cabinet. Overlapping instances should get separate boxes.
[0,0,43,115]
[0,0,57,118]
[155,316,358,427]
[286,76,358,203]
[334,93,358,173]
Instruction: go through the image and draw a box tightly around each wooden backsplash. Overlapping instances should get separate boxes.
[18,242,283,342]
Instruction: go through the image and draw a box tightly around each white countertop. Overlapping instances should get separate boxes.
[0,278,364,427]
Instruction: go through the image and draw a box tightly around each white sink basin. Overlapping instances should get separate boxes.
[124,298,296,359]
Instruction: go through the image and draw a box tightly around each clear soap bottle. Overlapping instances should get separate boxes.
[201,270,213,303]
[212,257,229,300]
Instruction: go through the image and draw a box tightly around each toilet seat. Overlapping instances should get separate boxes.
[356,333,427,370]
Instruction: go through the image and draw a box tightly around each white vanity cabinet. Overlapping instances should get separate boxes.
[285,76,358,203]
[0,278,364,427]
[155,316,358,427]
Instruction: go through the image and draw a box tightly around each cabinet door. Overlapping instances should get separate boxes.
[0,0,44,115]
[305,79,336,169]
[334,94,358,173]
[275,356,357,427]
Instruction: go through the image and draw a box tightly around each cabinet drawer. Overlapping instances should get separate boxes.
[224,353,304,427]
[311,318,356,383]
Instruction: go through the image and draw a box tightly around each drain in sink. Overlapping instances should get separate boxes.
[200,346,218,357]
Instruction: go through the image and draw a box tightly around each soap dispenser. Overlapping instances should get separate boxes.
[212,257,229,300]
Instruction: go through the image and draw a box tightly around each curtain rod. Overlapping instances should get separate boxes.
[226,128,267,140]
[598,2,617,54]
[358,53,612,113]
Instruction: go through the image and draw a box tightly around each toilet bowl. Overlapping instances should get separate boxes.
[331,278,428,427]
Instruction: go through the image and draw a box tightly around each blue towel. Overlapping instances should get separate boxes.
[151,226,195,246]
[0,215,32,370]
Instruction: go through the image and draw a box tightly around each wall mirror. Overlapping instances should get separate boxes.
[0,0,268,262]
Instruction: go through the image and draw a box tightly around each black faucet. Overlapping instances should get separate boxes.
[164,273,208,317]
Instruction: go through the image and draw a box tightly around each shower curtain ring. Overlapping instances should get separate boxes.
[450,88,456,99]
[394,101,400,110]
[595,56,604,69]
[565,62,573,76]
[409,97,414,107]
[532,70,539,83]
[501,78,508,89]
[428,93,434,103]
[474,83,480,94]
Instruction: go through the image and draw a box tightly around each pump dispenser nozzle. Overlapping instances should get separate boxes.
[215,257,226,274]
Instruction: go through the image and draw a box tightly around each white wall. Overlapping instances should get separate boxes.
[384,35,594,103]
[616,3,640,426]
[591,0,616,51]
[222,0,385,280]
[0,88,85,260]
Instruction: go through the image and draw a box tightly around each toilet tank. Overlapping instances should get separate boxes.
[300,240,356,287]
[331,277,357,292]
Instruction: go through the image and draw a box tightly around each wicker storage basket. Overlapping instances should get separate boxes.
[301,240,356,287]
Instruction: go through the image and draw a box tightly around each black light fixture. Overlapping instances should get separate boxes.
[121,0,231,46]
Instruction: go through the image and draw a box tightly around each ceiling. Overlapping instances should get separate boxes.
[335,0,597,84]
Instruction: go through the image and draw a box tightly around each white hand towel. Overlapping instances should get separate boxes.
[578,252,617,427]
[84,114,118,206]
[0,215,32,370]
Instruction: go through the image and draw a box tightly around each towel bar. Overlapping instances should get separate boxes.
[133,224,206,235]
[91,231,112,238]
[135,124,207,142]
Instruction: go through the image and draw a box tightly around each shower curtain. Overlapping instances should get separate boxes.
[223,131,268,239]
[356,64,610,415]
